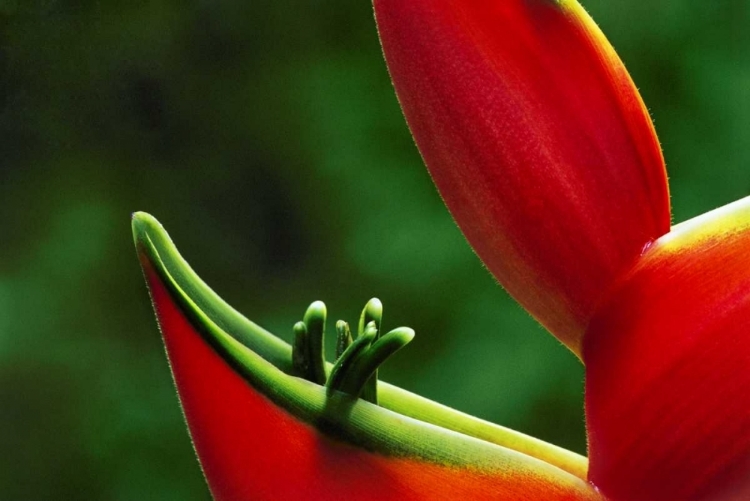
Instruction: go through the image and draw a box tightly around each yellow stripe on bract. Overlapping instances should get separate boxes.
[659,196,750,252]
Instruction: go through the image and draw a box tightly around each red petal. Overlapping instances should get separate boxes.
[374,0,670,354]
[585,197,750,501]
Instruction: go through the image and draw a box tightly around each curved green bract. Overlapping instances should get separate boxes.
[132,212,588,479]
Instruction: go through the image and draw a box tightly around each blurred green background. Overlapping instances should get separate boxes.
[1,1,748,499]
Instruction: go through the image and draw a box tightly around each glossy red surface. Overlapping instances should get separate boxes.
[374,0,670,354]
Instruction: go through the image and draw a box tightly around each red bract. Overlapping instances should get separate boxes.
[133,213,599,501]
[585,198,750,501]
[134,1,749,500]
[374,0,670,355]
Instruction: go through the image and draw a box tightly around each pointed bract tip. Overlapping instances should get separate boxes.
[131,211,162,247]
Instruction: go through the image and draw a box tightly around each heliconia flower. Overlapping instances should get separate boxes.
[133,1,749,500]
[374,0,671,355]
[133,213,598,500]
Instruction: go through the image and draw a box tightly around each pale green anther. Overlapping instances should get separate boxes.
[303,301,327,385]
[335,320,353,359]
[358,298,383,403]
[291,321,310,379]
[337,326,415,402]
[326,321,377,394]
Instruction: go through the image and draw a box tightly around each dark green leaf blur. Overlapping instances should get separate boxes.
[1,1,748,499]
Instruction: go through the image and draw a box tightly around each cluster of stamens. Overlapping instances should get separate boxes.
[290,298,414,404]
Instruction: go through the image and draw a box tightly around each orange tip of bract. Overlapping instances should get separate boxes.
[373,0,670,356]
[585,196,750,501]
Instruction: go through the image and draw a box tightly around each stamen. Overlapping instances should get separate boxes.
[358,298,383,338]
[303,301,328,385]
[335,320,353,359]
[291,321,311,379]
[336,327,415,402]
[358,298,383,403]
[290,299,414,406]
[327,321,377,394]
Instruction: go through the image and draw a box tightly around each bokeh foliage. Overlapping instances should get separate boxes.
[1,1,748,499]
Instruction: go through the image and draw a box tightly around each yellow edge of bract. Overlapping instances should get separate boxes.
[663,195,750,251]
[380,386,589,480]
